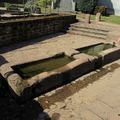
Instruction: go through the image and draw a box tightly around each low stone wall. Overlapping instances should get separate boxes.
[0,14,76,47]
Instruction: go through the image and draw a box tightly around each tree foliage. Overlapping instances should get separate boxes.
[37,0,52,8]
[25,0,52,9]
[25,0,40,13]
[76,0,98,14]
[25,0,37,9]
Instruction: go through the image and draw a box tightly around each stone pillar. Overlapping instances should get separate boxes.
[72,1,76,11]
[51,0,54,9]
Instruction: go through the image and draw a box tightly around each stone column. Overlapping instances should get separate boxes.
[51,0,54,9]
[72,1,76,11]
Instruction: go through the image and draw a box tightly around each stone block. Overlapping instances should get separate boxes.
[99,47,120,65]
[70,54,96,79]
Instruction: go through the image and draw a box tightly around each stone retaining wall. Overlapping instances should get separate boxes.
[0,14,76,47]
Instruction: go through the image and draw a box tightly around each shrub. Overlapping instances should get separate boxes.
[8,5,19,11]
[37,0,52,8]
[25,0,40,13]
[4,2,11,10]
[76,0,98,14]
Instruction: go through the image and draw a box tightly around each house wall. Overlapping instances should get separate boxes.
[98,0,120,16]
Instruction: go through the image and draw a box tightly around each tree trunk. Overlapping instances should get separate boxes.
[96,12,101,22]
[85,14,91,24]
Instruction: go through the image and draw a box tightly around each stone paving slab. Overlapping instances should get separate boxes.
[99,86,120,108]
[39,60,120,120]
[1,33,104,65]
[84,100,120,120]
[80,109,102,120]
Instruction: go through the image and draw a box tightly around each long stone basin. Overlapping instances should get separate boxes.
[0,43,120,103]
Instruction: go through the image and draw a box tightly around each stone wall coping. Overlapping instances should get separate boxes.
[99,46,120,65]
[73,53,97,61]
[99,46,120,56]
[0,14,76,24]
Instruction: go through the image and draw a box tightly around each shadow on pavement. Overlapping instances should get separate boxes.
[0,88,51,120]
[0,33,65,54]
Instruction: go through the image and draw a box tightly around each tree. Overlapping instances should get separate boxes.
[37,0,51,8]
[25,0,41,14]
[76,0,98,14]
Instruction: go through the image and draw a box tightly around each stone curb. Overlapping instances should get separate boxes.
[99,47,120,65]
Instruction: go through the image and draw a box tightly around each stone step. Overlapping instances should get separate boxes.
[71,24,109,32]
[69,27,108,36]
[67,30,107,39]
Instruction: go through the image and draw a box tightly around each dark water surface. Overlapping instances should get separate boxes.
[77,43,115,56]
[13,56,74,79]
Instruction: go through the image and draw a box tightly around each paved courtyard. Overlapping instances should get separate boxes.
[0,22,120,120]
[40,59,120,120]
[1,33,104,65]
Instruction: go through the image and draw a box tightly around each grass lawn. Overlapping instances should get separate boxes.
[100,15,120,24]
[77,12,120,25]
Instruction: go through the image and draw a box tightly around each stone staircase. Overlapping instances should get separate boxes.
[67,22,110,39]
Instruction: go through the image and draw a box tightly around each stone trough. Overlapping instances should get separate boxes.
[0,43,120,103]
